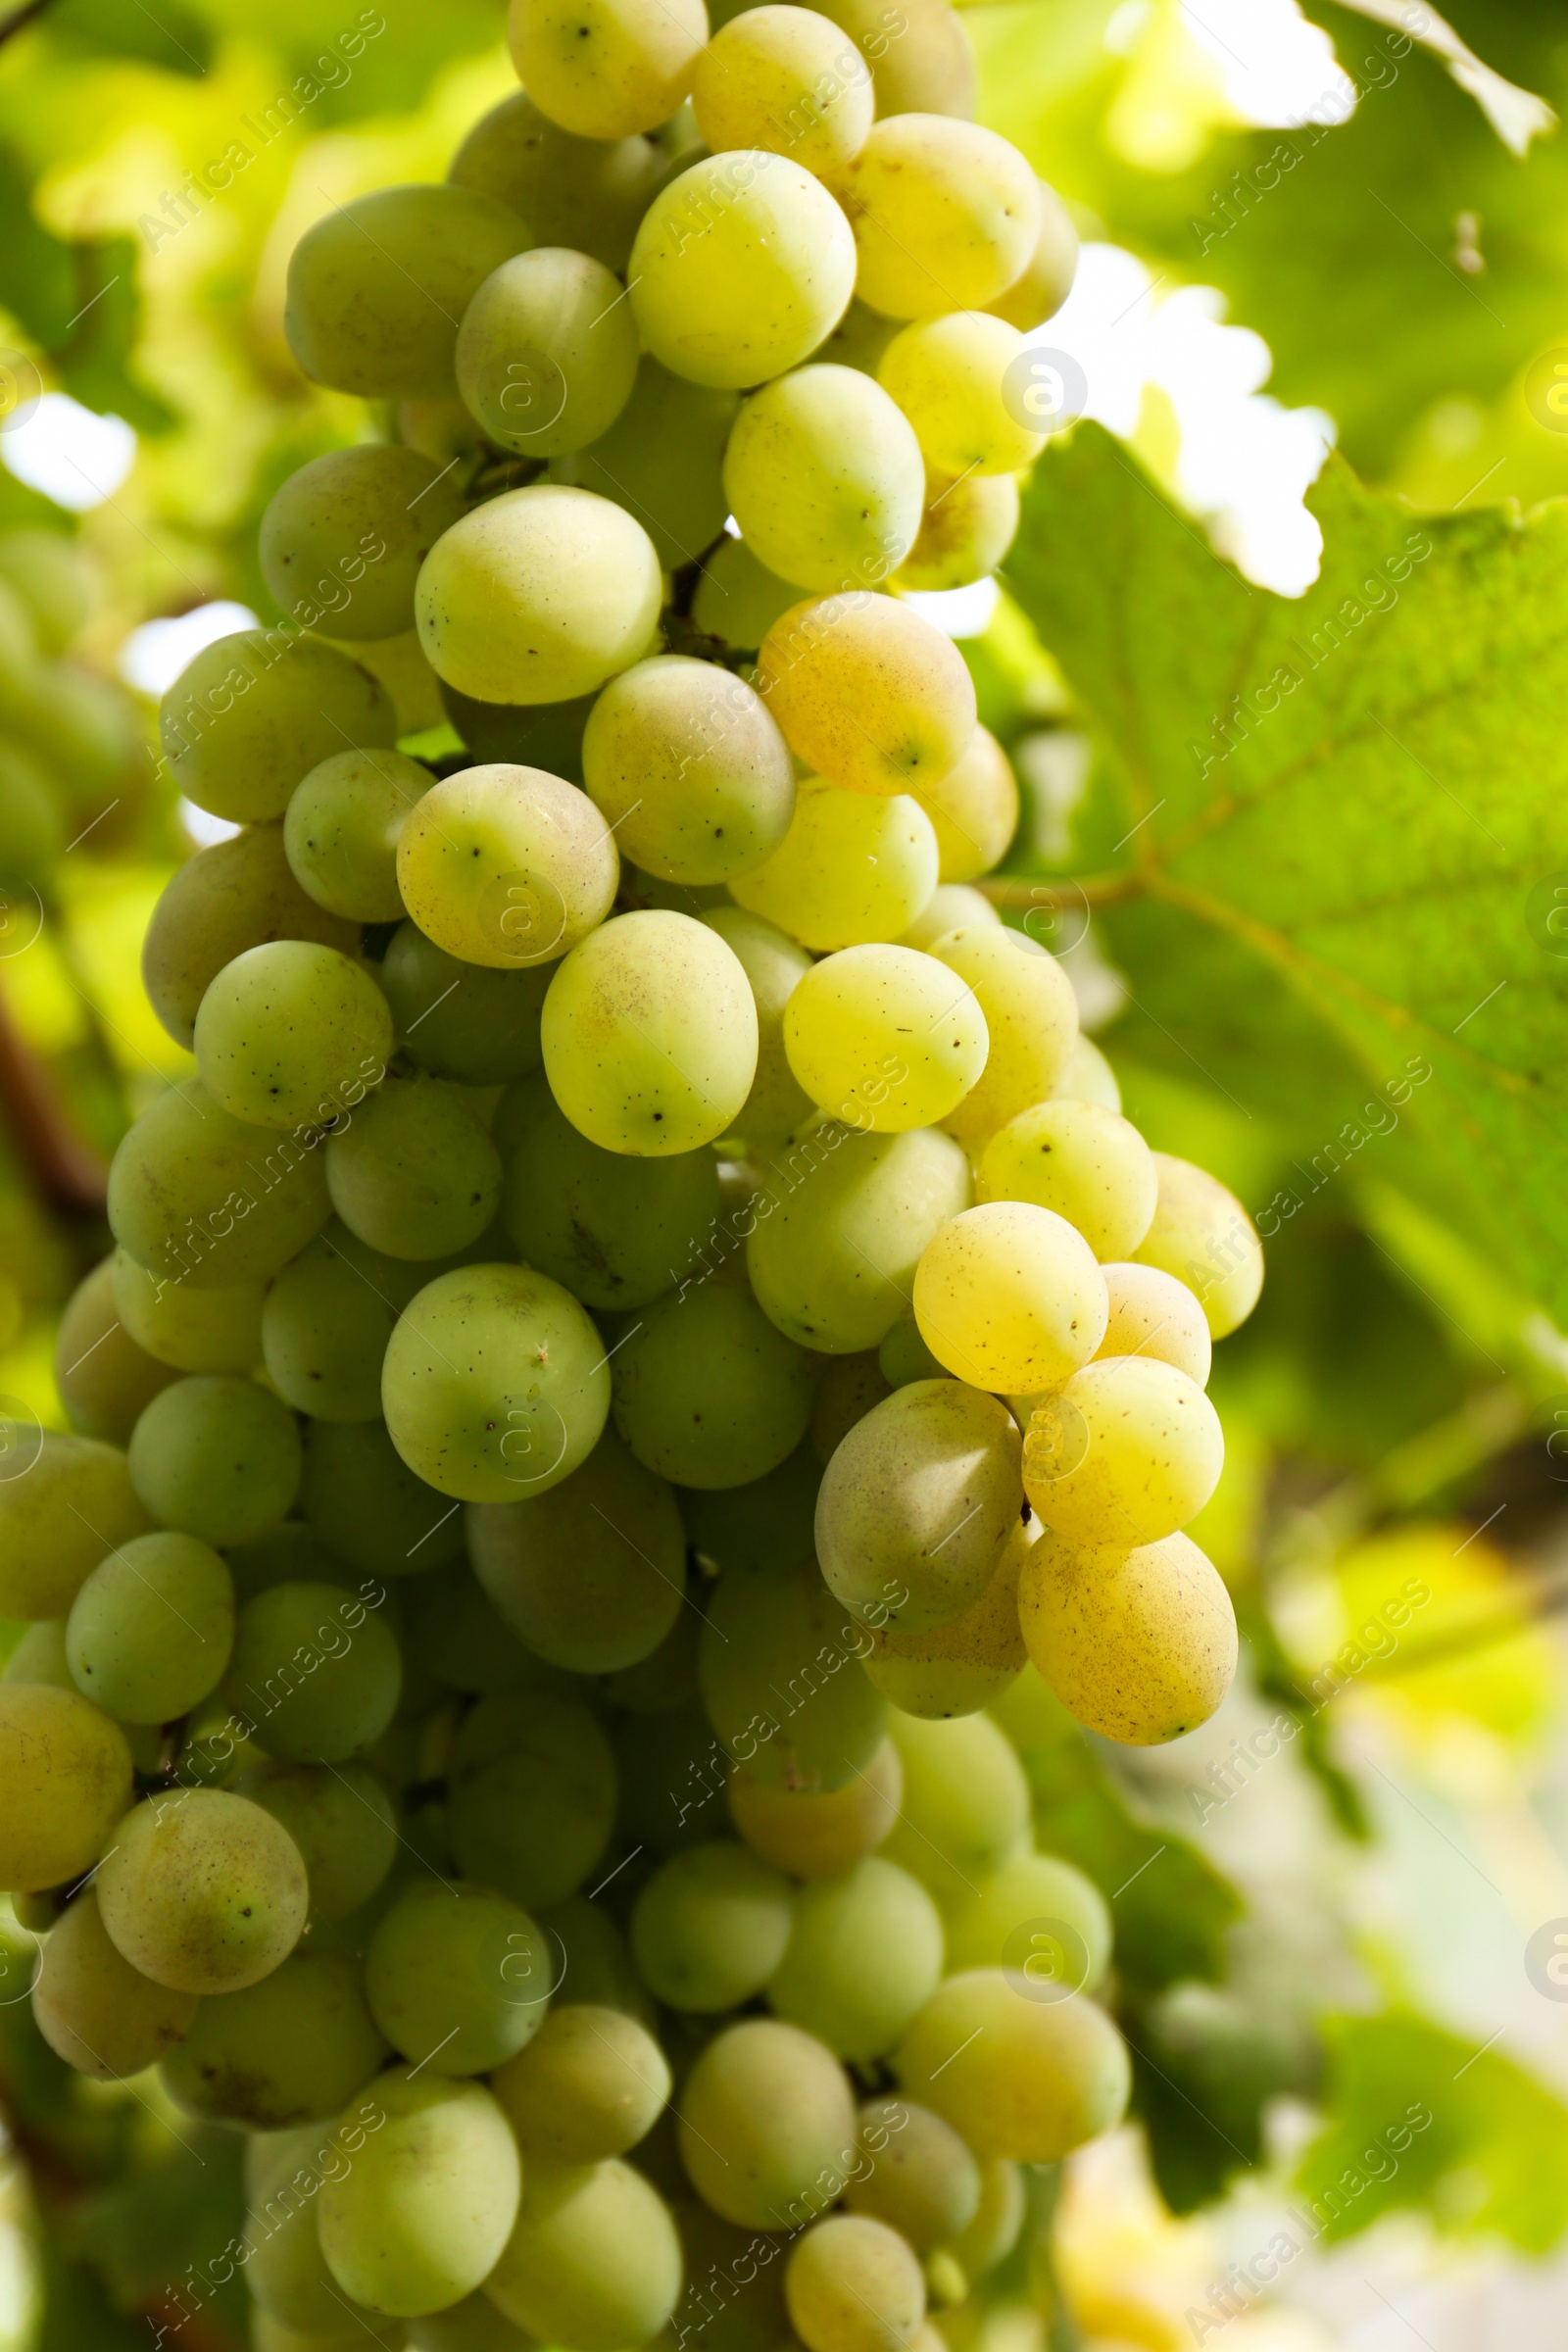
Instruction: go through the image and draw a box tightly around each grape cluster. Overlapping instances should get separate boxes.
[3,3,1267,2345]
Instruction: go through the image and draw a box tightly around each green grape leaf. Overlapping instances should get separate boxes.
[1002,423,1568,1327]
[44,0,214,75]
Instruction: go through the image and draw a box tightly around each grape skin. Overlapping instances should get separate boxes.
[0,1684,133,1892]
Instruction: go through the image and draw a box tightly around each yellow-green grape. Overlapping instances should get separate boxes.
[262,1222,428,1422]
[881,1711,1028,1906]
[629,151,857,390]
[285,185,529,398]
[897,1970,1128,2160]
[583,655,795,886]
[248,2158,407,2347]
[943,1847,1112,1993]
[613,1284,816,1488]
[0,1430,151,1618]
[899,884,999,952]
[552,361,739,572]
[1133,1152,1264,1340]
[731,780,938,950]
[769,1856,943,2059]
[141,822,362,1050]
[234,1759,397,1923]
[1023,1354,1223,1546]
[416,485,662,706]
[1095,1261,1211,1386]
[943,2157,1024,2284]
[1018,1527,1237,1744]
[160,631,397,827]
[694,6,873,173]
[485,2154,683,2348]
[65,1531,234,1725]
[977,1101,1156,1261]
[32,1886,197,2078]
[811,1350,893,1458]
[759,595,977,800]
[111,1247,265,1376]
[632,1839,794,2009]
[96,1788,308,1993]
[786,2214,925,2352]
[127,1375,301,1547]
[701,1559,886,1791]
[927,925,1077,1146]
[54,1258,178,1443]
[0,1685,131,1890]
[282,750,433,923]
[682,1442,819,1575]
[193,942,392,1134]
[4,1622,88,1697]
[162,1948,390,2128]
[381,921,551,1086]
[261,448,466,640]
[896,469,1019,592]
[728,1733,901,1877]
[491,2003,670,2161]
[724,366,924,594]
[456,249,641,459]
[325,1074,502,1261]
[692,533,801,651]
[834,118,1040,319]
[913,1201,1107,1395]
[366,1880,550,2074]
[815,1379,1020,1633]
[678,2016,858,2229]
[254,2315,402,2352]
[876,1316,944,1387]
[318,2067,522,2317]
[1051,1031,1120,1111]
[909,726,1017,884]
[449,91,666,271]
[811,0,975,118]
[397,761,618,971]
[747,1123,970,1354]
[541,908,760,1155]
[785,943,988,1133]
[860,1514,1028,1718]
[878,314,1043,476]
[984,178,1078,330]
[700,906,816,1147]
[508,0,708,136]
[468,1425,686,1672]
[844,2098,979,2251]
[409,2297,533,2351]
[666,2195,790,2352]
[299,1416,466,1575]
[225,1580,403,1761]
[0,527,91,653]
[447,1692,616,1906]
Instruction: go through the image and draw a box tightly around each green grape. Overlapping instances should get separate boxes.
[984,178,1078,329]
[701,1558,886,1792]
[1133,1152,1264,1340]
[399,762,619,975]
[682,1443,819,1575]
[784,943,988,1133]
[416,484,662,706]
[818,295,901,373]
[110,1081,333,1293]
[262,447,467,639]
[3,1620,74,1690]
[448,1691,616,1905]
[699,906,815,1149]
[757,595,976,799]
[878,314,1043,476]
[32,1886,198,2078]
[613,1284,815,1489]
[785,2214,925,2352]
[1094,1261,1211,1386]
[318,2066,522,2316]
[247,2147,405,2341]
[449,91,665,272]
[943,2156,1023,2283]
[810,0,974,118]
[226,1580,402,1762]
[875,1317,944,1387]
[746,1122,970,1354]
[235,1758,397,1922]
[193,940,392,1134]
[913,1201,1106,1396]
[509,0,708,136]
[0,1429,151,1618]
[927,926,1077,1147]
[286,184,528,398]
[325,1075,502,1261]
[860,1517,1027,1718]
[0,743,63,885]
[163,1947,390,2128]
[262,1222,427,1423]
[880,1712,1028,1906]
[810,1349,892,1459]
[616,1699,732,1854]
[631,1838,794,2010]
[492,2002,670,2160]
[0,528,92,654]
[895,1970,1129,2160]
[457,248,640,460]
[141,822,361,1052]
[844,2098,979,2251]
[729,1732,900,1877]
[13,662,138,820]
[65,1530,234,1725]
[380,920,551,1086]
[693,6,874,174]
[366,1880,550,2074]
[380,1261,611,1502]
[977,1101,1155,1261]
[1022,1355,1223,1546]
[499,1066,722,1309]
[897,883,998,952]
[0,1684,132,1891]
[834,119,1039,318]
[814,1379,1022,1634]
[602,1601,702,1712]
[111,1247,266,1376]
[895,469,1019,592]
[404,1565,570,1694]
[768,1856,942,2058]
[692,534,801,652]
[410,2294,534,2351]
[225,1522,354,1601]
[96,1787,308,1992]
[124,1370,298,1549]
[669,2195,792,2352]
[582,655,795,887]
[443,682,597,777]
[1017,1526,1237,1744]
[299,1417,466,1575]
[551,361,739,572]
[731,779,939,950]
[485,2153,683,2348]
[728,369,923,597]
[629,151,857,390]
[467,1424,685,1673]
[1053,1031,1121,1112]
[908,725,1016,884]
[541,908,760,1155]
[283,750,435,922]
[679,2017,857,2230]
[252,2316,402,2352]
[943,1846,1112,1991]
[160,631,397,826]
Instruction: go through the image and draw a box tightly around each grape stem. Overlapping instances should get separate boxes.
[980,871,1144,909]
[0,979,109,1215]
